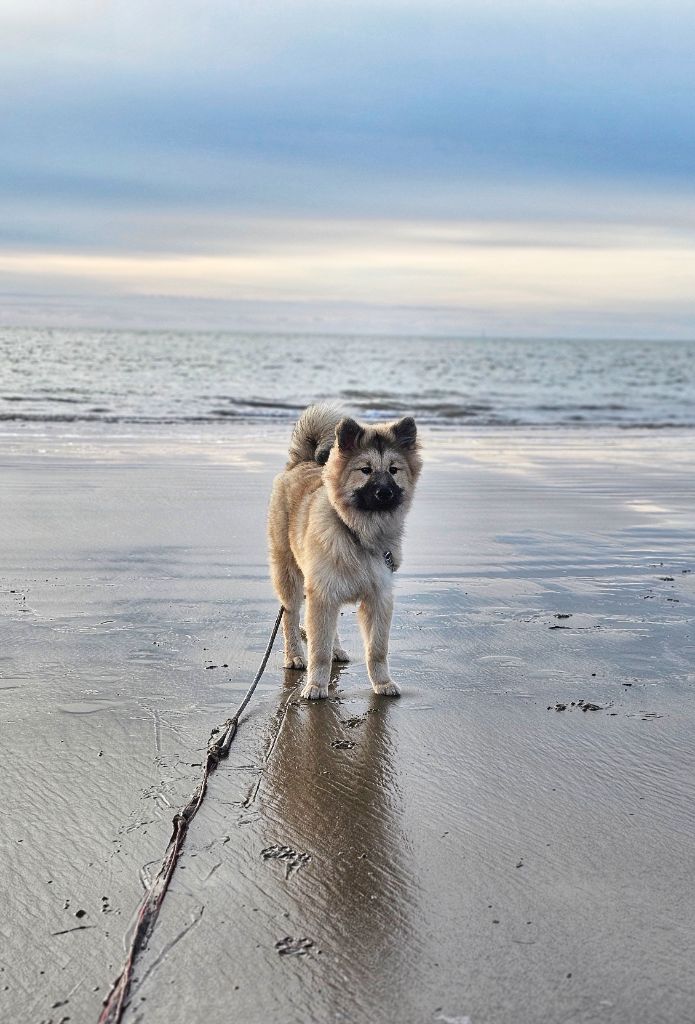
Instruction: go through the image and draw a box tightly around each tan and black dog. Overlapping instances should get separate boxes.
[268,403,422,699]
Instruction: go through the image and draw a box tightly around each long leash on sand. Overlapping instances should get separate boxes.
[98,606,284,1024]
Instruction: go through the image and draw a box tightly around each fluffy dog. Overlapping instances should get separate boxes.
[268,403,422,699]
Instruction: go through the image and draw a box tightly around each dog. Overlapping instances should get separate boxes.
[268,402,422,699]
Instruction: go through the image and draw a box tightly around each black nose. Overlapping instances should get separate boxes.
[374,487,393,502]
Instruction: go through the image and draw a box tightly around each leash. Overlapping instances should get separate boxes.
[98,606,284,1024]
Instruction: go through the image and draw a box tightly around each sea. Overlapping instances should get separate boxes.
[1,328,694,430]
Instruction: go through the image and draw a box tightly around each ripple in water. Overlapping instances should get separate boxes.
[2,329,694,428]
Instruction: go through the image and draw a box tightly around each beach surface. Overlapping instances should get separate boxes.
[2,426,695,1024]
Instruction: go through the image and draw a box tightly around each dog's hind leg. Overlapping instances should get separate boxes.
[358,591,400,696]
[332,629,350,663]
[301,591,339,699]
[270,548,306,669]
[301,622,347,661]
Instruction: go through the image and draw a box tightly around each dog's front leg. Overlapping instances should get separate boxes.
[301,591,338,700]
[358,591,400,697]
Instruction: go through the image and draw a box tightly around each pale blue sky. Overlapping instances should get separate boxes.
[2,0,695,335]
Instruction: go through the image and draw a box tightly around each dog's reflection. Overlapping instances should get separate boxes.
[261,664,413,960]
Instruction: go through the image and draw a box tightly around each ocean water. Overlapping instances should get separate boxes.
[1,328,694,429]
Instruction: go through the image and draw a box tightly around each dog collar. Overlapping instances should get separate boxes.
[344,523,396,572]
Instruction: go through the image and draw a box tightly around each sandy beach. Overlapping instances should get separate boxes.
[2,425,695,1024]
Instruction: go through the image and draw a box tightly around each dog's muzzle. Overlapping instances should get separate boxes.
[353,475,403,512]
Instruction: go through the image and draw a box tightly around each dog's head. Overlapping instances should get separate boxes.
[324,415,422,521]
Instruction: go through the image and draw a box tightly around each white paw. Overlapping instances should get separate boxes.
[301,682,329,700]
[332,646,350,663]
[372,680,401,697]
[284,655,306,670]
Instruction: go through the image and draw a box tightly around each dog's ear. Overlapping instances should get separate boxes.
[392,416,417,450]
[336,417,364,453]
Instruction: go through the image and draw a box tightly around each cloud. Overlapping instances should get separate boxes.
[2,0,695,332]
[4,0,695,208]
[2,217,694,316]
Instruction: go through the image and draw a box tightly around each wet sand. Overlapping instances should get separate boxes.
[2,427,695,1024]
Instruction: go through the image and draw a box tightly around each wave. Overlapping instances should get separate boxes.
[0,398,692,429]
[3,330,694,431]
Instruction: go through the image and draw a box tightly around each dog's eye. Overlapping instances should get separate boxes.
[389,466,399,475]
[360,466,372,475]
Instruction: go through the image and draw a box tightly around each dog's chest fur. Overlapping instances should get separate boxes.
[271,462,395,604]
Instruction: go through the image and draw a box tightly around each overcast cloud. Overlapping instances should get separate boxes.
[2,0,695,335]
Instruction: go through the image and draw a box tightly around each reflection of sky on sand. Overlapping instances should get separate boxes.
[405,428,695,582]
[4,420,695,475]
[427,427,695,476]
[0,428,268,469]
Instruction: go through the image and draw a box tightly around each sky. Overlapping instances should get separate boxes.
[2,0,695,337]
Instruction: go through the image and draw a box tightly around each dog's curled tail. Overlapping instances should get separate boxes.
[287,401,348,468]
